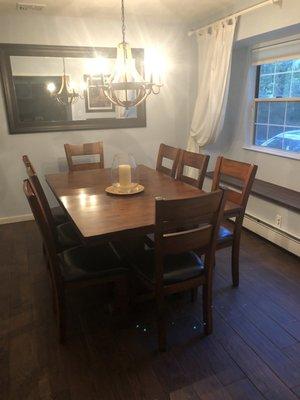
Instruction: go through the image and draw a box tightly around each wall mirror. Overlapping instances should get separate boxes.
[0,44,146,134]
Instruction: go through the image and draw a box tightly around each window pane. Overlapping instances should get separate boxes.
[256,102,269,123]
[274,72,291,97]
[293,60,300,72]
[291,72,300,97]
[254,124,268,145]
[259,75,274,98]
[260,63,275,75]
[269,102,285,125]
[268,125,284,139]
[283,128,300,152]
[275,60,293,73]
[286,102,300,126]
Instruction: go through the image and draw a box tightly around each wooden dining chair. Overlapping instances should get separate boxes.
[64,141,104,172]
[130,190,226,351]
[156,143,181,178]
[22,155,79,250]
[211,156,258,287]
[23,179,128,343]
[22,155,68,226]
[177,150,210,189]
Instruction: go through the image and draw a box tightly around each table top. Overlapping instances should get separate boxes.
[46,165,205,242]
[46,165,242,242]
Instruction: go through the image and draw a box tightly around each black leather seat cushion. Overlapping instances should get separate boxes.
[218,226,233,242]
[133,249,204,285]
[59,243,127,282]
[52,206,69,225]
[56,222,81,250]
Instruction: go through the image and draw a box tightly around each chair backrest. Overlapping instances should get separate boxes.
[23,179,60,284]
[156,143,181,178]
[154,190,226,286]
[64,141,104,172]
[211,156,257,211]
[22,155,56,235]
[177,150,210,189]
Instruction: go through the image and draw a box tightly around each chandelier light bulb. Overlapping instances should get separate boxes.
[47,82,56,93]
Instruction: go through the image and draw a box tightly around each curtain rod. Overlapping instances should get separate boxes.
[188,0,282,37]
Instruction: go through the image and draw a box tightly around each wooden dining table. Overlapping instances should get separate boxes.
[46,164,241,244]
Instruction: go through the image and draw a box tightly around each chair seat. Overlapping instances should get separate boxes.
[52,206,69,225]
[133,249,204,285]
[56,222,81,250]
[217,226,234,243]
[59,243,128,283]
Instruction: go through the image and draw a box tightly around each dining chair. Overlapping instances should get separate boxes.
[23,179,128,343]
[22,155,79,250]
[130,190,226,351]
[211,156,258,287]
[22,155,68,226]
[156,143,181,178]
[64,141,104,172]
[177,150,210,189]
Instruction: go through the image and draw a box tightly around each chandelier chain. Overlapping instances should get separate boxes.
[121,0,126,44]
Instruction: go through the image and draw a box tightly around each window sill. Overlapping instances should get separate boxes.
[243,145,300,160]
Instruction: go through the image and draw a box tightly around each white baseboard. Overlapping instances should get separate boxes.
[243,214,300,257]
[0,213,33,225]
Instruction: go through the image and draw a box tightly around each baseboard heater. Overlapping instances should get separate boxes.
[243,213,300,257]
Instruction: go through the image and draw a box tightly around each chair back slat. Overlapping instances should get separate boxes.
[23,179,59,273]
[22,155,56,234]
[162,225,213,255]
[212,156,257,208]
[64,141,104,172]
[177,150,209,189]
[155,190,226,256]
[156,143,180,178]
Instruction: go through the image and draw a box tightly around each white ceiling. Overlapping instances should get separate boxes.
[0,0,269,24]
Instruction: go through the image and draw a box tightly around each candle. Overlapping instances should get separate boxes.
[119,164,131,188]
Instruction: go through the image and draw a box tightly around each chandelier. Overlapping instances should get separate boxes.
[99,0,163,108]
[47,58,80,106]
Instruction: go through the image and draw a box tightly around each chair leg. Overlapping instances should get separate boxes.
[191,287,198,302]
[114,276,129,316]
[55,286,66,344]
[202,284,212,335]
[156,294,167,352]
[231,238,240,287]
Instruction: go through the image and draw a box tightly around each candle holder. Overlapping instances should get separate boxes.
[105,153,144,195]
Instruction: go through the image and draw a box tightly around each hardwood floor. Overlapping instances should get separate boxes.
[0,221,299,400]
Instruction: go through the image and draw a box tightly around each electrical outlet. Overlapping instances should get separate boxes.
[275,214,282,228]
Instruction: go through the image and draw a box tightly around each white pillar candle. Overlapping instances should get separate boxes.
[119,164,131,188]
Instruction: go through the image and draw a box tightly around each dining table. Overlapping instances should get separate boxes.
[46,164,242,245]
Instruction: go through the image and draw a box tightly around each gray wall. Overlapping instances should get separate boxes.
[0,14,191,220]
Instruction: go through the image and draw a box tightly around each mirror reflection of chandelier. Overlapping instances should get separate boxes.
[100,0,163,109]
[47,58,80,106]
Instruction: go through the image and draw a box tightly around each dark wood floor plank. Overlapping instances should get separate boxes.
[217,248,300,321]
[226,378,265,400]
[212,314,298,400]
[170,385,200,400]
[228,315,300,389]
[192,375,233,400]
[213,272,298,349]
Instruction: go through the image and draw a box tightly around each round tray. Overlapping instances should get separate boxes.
[105,184,144,196]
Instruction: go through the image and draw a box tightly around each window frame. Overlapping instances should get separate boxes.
[244,62,300,160]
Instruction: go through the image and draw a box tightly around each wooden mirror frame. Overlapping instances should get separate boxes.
[0,43,146,134]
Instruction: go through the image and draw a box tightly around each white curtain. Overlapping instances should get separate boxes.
[187,18,238,154]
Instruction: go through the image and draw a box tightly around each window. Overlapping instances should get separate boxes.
[253,59,300,154]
